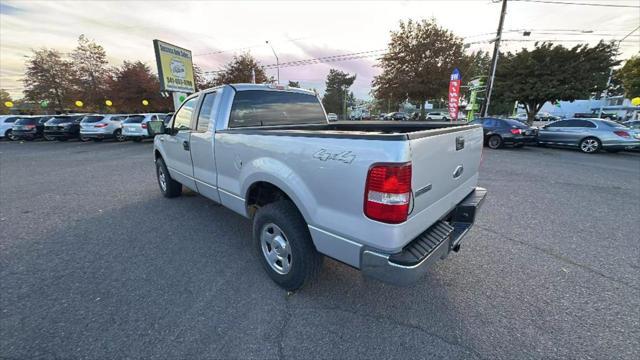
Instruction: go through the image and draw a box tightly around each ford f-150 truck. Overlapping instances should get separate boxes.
[148,84,486,290]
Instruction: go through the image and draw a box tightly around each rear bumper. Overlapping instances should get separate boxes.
[504,135,537,144]
[80,131,114,139]
[12,130,38,137]
[361,187,487,286]
[44,131,77,139]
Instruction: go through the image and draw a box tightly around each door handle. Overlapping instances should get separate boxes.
[183,140,190,151]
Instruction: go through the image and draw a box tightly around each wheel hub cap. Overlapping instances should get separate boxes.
[260,223,292,275]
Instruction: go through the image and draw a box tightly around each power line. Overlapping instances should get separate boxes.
[510,0,639,8]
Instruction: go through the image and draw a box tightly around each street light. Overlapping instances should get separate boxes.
[265,40,280,84]
[598,25,640,117]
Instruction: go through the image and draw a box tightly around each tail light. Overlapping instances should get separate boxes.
[25,124,36,129]
[364,163,412,224]
[141,123,148,129]
[510,128,522,135]
[614,130,630,138]
[94,123,108,128]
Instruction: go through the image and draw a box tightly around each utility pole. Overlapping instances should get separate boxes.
[598,25,639,118]
[265,41,280,84]
[483,0,508,117]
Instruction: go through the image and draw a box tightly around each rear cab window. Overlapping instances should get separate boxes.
[229,90,326,128]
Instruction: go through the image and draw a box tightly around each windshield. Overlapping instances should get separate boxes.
[81,115,105,123]
[124,115,145,123]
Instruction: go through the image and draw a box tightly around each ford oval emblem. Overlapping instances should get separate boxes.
[453,165,464,179]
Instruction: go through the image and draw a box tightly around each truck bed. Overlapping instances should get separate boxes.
[217,121,478,140]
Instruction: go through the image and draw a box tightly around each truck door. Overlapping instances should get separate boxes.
[190,91,221,202]
[162,96,198,190]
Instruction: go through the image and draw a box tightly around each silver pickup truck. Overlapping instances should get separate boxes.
[148,84,486,290]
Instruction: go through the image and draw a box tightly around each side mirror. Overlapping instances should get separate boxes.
[147,120,166,137]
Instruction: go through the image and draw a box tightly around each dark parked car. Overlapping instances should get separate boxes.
[44,115,84,141]
[471,117,538,149]
[384,112,407,121]
[623,120,640,129]
[11,116,51,140]
[162,112,174,125]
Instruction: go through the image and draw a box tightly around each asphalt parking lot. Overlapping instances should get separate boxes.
[1,139,639,359]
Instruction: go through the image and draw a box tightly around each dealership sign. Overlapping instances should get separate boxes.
[448,68,461,121]
[153,40,195,93]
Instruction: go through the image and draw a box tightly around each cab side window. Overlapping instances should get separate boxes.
[196,92,216,132]
[173,97,198,131]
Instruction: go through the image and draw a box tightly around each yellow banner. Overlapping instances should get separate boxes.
[153,40,195,93]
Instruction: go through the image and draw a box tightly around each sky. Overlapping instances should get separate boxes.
[1,0,639,100]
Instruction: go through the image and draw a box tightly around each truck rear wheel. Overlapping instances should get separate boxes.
[252,200,322,290]
[156,157,182,198]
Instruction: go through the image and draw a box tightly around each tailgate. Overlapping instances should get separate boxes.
[409,125,483,218]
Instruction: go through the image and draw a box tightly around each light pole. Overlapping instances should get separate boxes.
[598,25,639,118]
[265,40,280,84]
[483,0,508,117]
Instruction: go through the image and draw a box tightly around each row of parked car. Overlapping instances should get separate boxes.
[0,113,173,142]
[471,117,640,153]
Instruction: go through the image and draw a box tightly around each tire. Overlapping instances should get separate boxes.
[579,137,601,154]
[253,200,322,291]
[114,129,126,142]
[443,117,448,121]
[6,130,18,141]
[487,134,503,149]
[156,157,182,198]
[426,117,432,121]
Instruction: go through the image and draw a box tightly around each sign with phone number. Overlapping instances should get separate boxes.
[153,39,195,93]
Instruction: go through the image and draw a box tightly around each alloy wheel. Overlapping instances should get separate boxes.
[580,139,599,153]
[260,223,292,275]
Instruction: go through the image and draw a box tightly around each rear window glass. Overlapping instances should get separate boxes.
[3,117,19,123]
[81,116,105,123]
[15,118,37,125]
[48,117,76,124]
[229,90,326,128]
[599,120,627,129]
[124,115,145,123]
[502,119,527,127]
[110,116,125,121]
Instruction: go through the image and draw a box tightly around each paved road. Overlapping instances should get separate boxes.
[1,139,639,359]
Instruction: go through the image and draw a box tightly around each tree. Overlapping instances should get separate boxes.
[615,55,640,99]
[193,64,216,91]
[23,48,76,111]
[492,41,619,124]
[106,61,171,112]
[0,89,12,115]
[287,81,300,88]
[71,35,109,111]
[372,19,470,119]
[212,53,270,85]
[322,69,356,119]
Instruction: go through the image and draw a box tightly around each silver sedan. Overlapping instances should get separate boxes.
[537,118,640,153]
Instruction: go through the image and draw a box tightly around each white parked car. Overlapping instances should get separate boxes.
[426,112,449,121]
[0,115,22,140]
[326,113,338,121]
[122,113,164,142]
[80,114,129,142]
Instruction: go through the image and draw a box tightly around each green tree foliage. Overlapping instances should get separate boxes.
[287,81,300,88]
[615,55,640,99]
[106,61,171,112]
[23,49,76,111]
[491,41,618,124]
[373,19,470,118]
[212,53,270,85]
[322,69,356,119]
[193,64,216,91]
[0,89,12,115]
[71,34,109,111]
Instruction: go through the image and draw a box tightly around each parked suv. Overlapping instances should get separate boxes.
[44,115,84,141]
[11,116,51,140]
[80,114,128,142]
[122,114,163,142]
[0,115,21,140]
[426,112,449,121]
